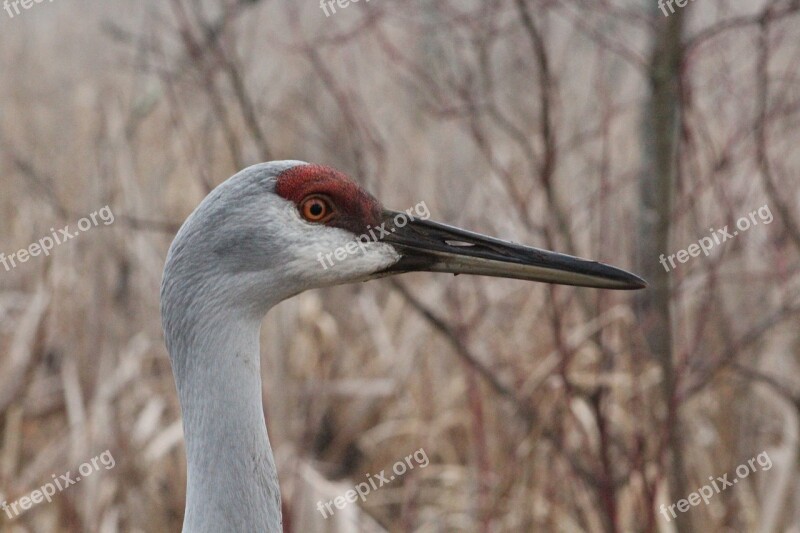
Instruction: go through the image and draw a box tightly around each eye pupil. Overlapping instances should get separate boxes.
[302,197,330,221]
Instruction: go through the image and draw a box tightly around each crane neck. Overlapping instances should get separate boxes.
[166,307,283,532]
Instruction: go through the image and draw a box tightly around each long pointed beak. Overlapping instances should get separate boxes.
[379,211,646,290]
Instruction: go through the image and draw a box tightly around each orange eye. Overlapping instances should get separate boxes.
[300,196,331,222]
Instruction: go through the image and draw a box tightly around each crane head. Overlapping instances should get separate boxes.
[164,161,645,316]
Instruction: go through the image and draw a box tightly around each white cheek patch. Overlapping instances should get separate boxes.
[314,237,400,276]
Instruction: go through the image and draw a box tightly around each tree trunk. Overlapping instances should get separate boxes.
[637,6,694,533]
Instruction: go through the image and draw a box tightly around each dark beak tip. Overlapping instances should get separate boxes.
[630,270,649,289]
[629,277,649,290]
[611,270,647,290]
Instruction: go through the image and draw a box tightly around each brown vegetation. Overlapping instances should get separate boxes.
[1,1,799,531]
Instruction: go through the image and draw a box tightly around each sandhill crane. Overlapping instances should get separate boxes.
[160,161,646,532]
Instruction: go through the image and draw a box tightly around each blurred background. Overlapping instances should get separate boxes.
[1,0,799,531]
